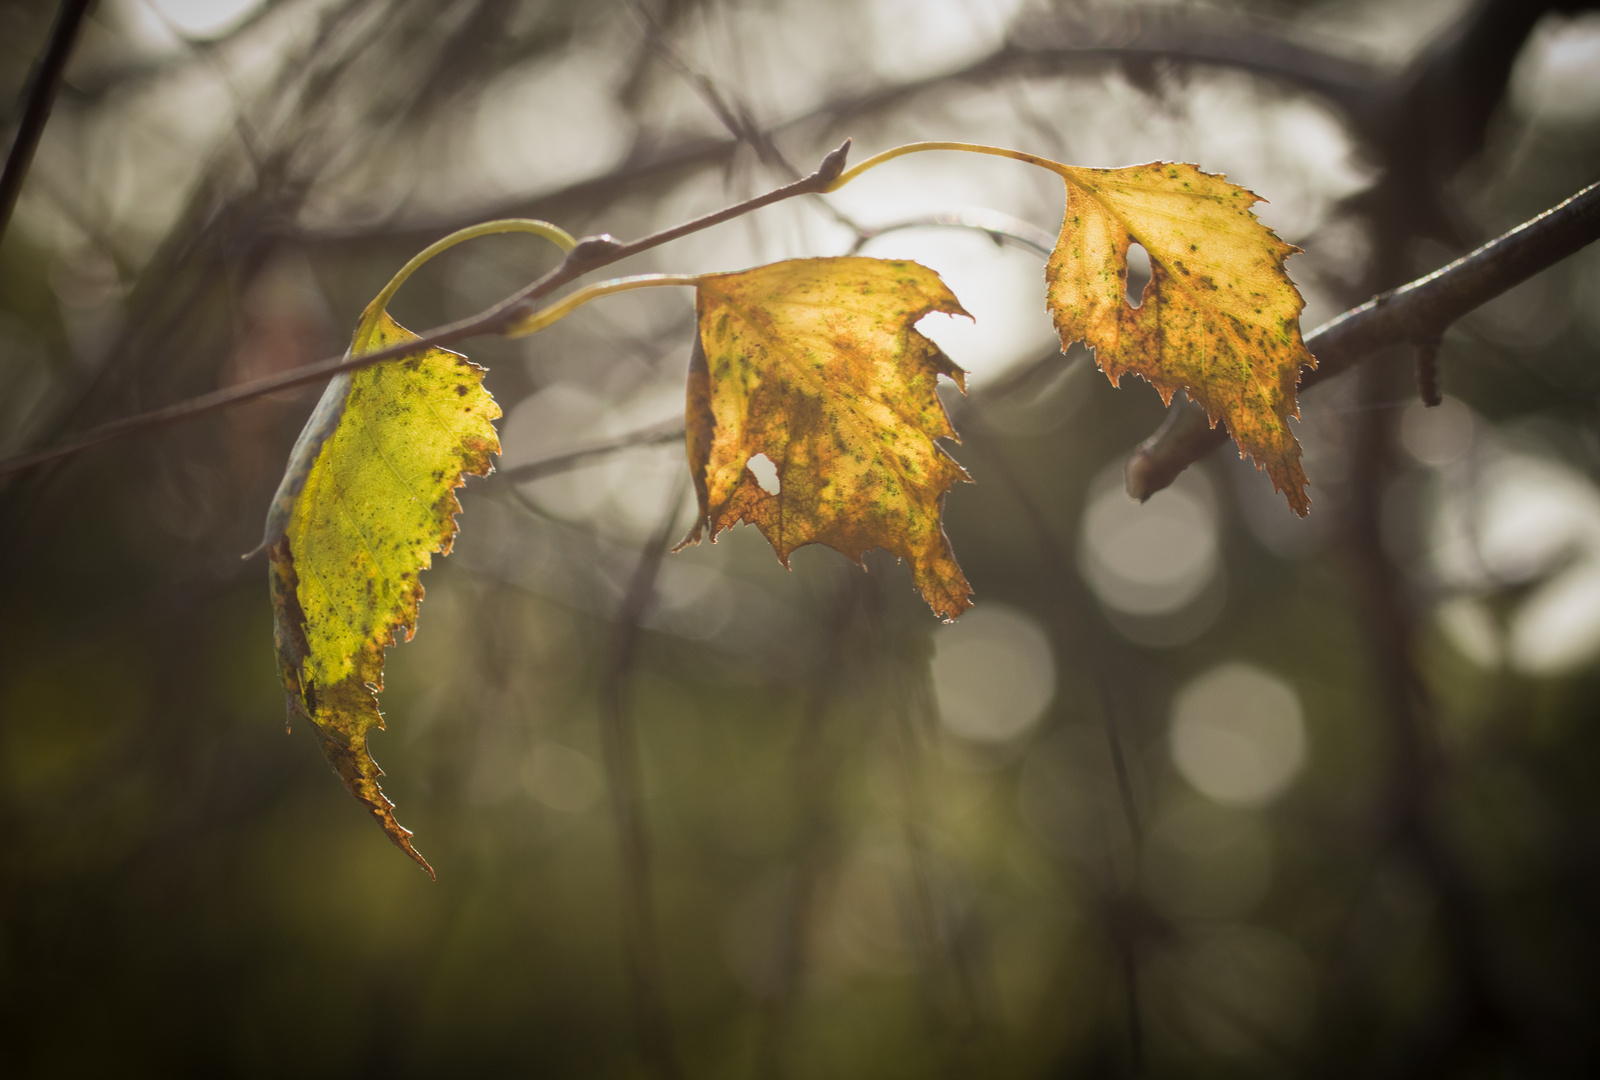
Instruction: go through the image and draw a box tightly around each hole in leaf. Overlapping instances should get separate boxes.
[747,453,781,494]
[1126,242,1152,307]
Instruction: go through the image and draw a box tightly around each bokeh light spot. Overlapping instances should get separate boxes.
[1400,395,1474,466]
[1436,596,1503,668]
[1081,467,1219,616]
[1512,13,1600,125]
[1430,443,1600,674]
[1170,663,1306,807]
[932,605,1055,743]
[148,0,265,38]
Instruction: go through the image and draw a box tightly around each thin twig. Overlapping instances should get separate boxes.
[627,0,867,239]
[1126,179,1600,501]
[0,0,95,244]
[497,419,686,484]
[0,139,853,482]
[1415,337,1442,407]
[599,472,690,1080]
[850,208,1055,257]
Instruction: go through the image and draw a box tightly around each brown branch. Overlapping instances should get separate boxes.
[7,0,1557,486]
[0,0,95,244]
[1126,179,1600,502]
[0,139,853,483]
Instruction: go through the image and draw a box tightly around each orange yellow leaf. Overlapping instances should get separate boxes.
[1046,162,1314,514]
[679,256,973,619]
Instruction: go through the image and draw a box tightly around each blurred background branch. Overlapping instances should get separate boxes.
[5,0,1600,1075]
[0,0,93,241]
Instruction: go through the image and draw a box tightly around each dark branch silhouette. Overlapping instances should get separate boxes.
[0,0,95,244]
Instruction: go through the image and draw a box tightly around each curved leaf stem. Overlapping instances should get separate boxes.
[826,140,1063,191]
[506,274,702,337]
[365,218,578,319]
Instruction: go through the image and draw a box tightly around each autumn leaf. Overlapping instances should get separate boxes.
[678,256,973,619]
[258,304,500,878]
[1045,162,1314,514]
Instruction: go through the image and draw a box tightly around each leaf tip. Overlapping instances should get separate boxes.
[371,797,437,878]
[363,777,436,878]
[390,828,437,880]
[672,519,708,553]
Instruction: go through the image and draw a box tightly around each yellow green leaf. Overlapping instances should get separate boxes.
[260,304,500,877]
[679,256,973,619]
[1045,162,1314,514]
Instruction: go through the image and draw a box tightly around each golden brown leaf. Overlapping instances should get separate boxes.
[1046,162,1314,514]
[680,256,973,619]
